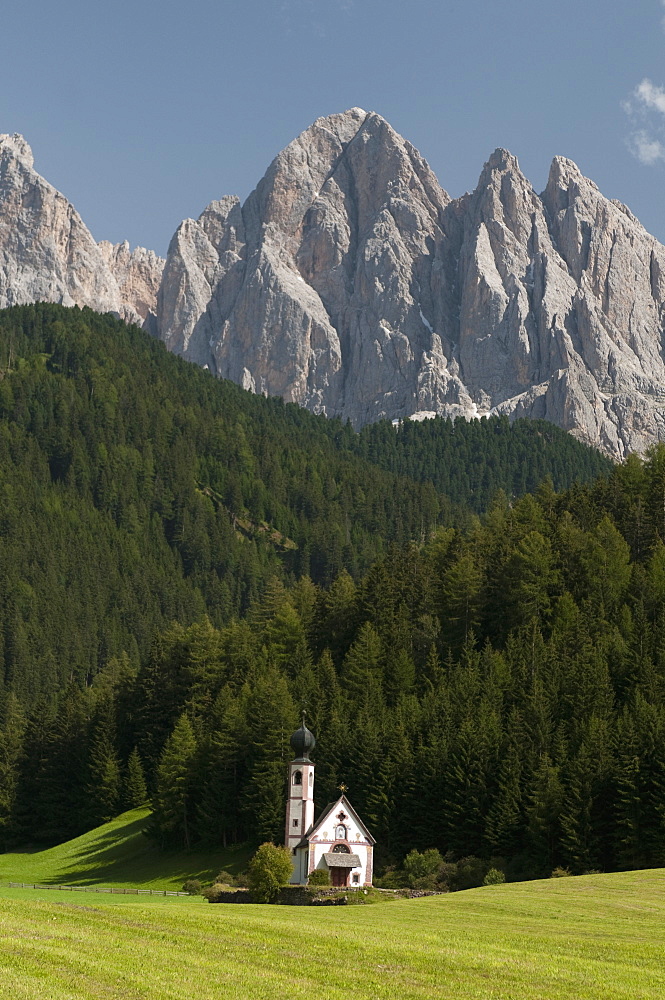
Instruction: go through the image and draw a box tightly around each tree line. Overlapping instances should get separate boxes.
[0,303,607,706]
[0,442,665,879]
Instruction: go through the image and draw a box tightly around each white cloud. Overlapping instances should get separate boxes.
[628,130,665,165]
[624,71,665,166]
[635,78,665,115]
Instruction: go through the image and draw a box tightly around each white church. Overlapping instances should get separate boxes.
[284,718,375,887]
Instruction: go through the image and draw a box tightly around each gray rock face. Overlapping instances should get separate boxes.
[153,111,665,457]
[2,120,665,459]
[0,133,163,326]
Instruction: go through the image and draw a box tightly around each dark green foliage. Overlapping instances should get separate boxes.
[4,302,665,883]
[247,842,293,902]
[403,848,444,889]
[182,879,202,895]
[123,748,148,810]
[148,714,198,849]
[355,414,612,512]
[307,868,331,886]
[0,304,608,704]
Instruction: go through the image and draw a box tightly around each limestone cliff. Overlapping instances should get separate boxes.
[2,119,665,459]
[0,133,163,326]
[153,111,665,457]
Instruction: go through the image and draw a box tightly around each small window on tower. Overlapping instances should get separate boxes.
[309,772,313,786]
[293,770,302,786]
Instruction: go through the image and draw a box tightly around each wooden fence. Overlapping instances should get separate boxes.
[7,882,198,897]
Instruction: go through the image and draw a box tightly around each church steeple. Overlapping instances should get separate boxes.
[285,716,315,867]
[290,714,316,762]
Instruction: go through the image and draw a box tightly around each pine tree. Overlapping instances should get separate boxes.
[123,747,148,809]
[525,755,564,875]
[0,693,25,849]
[485,736,523,857]
[149,713,197,848]
[87,729,121,826]
[342,622,384,706]
[240,667,296,844]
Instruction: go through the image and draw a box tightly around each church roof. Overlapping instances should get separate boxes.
[293,794,376,848]
[324,852,361,868]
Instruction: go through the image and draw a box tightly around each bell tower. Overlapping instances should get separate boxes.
[285,716,316,857]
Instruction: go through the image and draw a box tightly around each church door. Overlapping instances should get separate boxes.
[331,867,348,888]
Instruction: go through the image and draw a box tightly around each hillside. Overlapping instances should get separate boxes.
[0,870,663,998]
[0,302,609,704]
[5,302,664,881]
[0,808,249,891]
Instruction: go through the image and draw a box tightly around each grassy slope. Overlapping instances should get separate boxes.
[0,871,664,999]
[0,808,251,890]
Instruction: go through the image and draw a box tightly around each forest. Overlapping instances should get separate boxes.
[2,303,660,882]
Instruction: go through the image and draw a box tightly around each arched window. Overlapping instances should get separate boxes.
[332,843,350,853]
[309,771,313,786]
[335,824,347,840]
[293,770,302,786]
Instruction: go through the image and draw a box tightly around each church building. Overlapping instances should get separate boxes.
[284,719,375,886]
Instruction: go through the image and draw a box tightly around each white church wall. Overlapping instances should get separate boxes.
[308,840,372,886]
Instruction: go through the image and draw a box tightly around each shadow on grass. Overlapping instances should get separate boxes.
[36,826,251,888]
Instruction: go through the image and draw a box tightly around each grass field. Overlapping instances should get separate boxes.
[0,870,664,999]
[0,808,251,890]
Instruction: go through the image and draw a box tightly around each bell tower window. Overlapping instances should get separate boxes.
[293,770,302,786]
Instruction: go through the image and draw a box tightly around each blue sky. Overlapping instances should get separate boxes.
[3,0,665,255]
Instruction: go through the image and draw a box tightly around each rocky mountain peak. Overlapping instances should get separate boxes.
[152,112,665,457]
[0,133,34,170]
[0,136,163,324]
[1,115,664,458]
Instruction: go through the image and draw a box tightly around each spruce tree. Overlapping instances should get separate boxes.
[123,747,148,809]
[149,713,197,849]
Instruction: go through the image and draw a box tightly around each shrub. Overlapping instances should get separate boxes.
[215,870,236,886]
[451,857,486,891]
[247,842,293,903]
[307,868,331,886]
[483,868,505,886]
[403,848,443,888]
[551,867,572,878]
[182,879,202,895]
[373,866,407,889]
[202,884,224,902]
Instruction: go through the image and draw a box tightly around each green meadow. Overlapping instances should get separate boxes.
[0,811,663,998]
[0,870,664,999]
[0,808,251,891]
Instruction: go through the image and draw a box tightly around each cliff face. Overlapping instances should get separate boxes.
[156,109,458,423]
[0,133,163,328]
[2,120,665,458]
[153,111,665,457]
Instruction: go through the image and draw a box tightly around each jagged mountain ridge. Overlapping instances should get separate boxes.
[0,133,164,328]
[2,115,665,458]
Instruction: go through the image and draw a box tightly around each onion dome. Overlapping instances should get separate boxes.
[290,717,316,762]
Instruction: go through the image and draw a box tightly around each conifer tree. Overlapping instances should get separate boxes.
[149,713,197,848]
[0,694,25,849]
[87,729,121,826]
[525,755,564,874]
[123,747,148,809]
[240,667,296,843]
